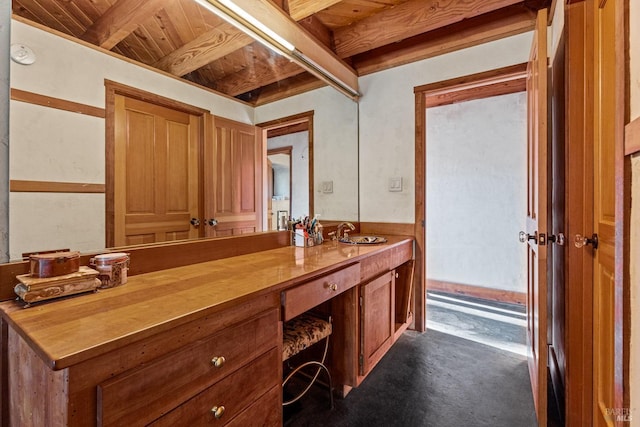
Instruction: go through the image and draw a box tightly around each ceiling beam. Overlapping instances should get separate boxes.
[215,44,304,96]
[253,74,327,106]
[153,22,254,76]
[81,0,168,49]
[286,0,342,20]
[334,0,524,58]
[352,4,536,76]
[220,0,358,96]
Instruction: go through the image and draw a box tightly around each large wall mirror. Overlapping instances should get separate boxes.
[4,17,359,261]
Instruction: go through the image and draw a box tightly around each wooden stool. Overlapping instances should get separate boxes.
[282,312,334,408]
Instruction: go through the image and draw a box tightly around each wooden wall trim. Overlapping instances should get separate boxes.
[9,180,105,193]
[359,222,415,236]
[624,116,640,155]
[0,232,290,302]
[10,88,105,118]
[427,279,526,305]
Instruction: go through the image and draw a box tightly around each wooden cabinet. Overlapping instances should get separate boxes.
[360,270,395,376]
[97,309,279,426]
[6,295,281,426]
[281,263,360,321]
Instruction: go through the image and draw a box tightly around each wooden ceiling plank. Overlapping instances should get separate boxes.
[152,9,189,52]
[81,0,169,49]
[334,0,524,58]
[163,1,200,43]
[287,0,343,20]
[152,23,254,76]
[352,5,535,75]
[229,0,358,95]
[13,0,85,36]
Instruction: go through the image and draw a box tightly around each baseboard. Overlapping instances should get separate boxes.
[427,279,526,305]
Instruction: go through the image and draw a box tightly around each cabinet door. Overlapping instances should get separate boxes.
[360,270,395,376]
[204,115,263,237]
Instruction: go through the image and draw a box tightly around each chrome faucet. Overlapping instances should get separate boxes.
[334,222,355,240]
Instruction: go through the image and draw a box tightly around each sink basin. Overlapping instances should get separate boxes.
[339,235,387,245]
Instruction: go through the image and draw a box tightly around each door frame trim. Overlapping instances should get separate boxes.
[413,63,527,332]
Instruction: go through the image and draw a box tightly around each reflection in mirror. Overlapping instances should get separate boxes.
[6,18,358,261]
[267,132,310,230]
[267,148,291,231]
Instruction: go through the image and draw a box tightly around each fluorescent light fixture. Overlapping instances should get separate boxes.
[193,0,360,100]
[193,0,294,54]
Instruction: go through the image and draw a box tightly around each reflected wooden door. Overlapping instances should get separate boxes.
[592,0,624,424]
[114,95,201,246]
[205,115,262,237]
[523,8,548,426]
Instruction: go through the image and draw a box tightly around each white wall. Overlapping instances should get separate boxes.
[426,93,527,292]
[358,32,533,223]
[254,88,359,221]
[629,0,640,423]
[9,20,253,260]
[267,132,309,219]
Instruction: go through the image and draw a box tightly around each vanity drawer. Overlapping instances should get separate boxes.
[282,263,360,321]
[97,309,279,426]
[149,347,280,426]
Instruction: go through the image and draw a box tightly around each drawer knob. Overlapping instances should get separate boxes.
[328,283,338,291]
[211,356,226,368]
[211,405,225,419]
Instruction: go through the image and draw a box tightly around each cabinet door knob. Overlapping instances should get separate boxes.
[211,405,225,419]
[328,283,338,291]
[211,356,226,368]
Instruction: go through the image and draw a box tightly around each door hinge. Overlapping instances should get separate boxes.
[359,296,363,307]
[359,354,364,367]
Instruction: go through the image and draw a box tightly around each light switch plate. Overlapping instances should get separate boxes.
[322,181,333,193]
[389,177,402,192]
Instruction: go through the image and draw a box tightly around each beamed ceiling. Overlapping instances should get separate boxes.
[11,0,551,106]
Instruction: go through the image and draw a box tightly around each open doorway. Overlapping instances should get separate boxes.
[425,90,528,355]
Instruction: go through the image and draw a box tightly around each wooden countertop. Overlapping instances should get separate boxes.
[1,236,412,370]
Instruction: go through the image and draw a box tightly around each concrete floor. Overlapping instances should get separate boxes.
[284,291,537,426]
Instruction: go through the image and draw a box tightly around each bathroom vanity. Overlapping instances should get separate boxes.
[0,235,414,426]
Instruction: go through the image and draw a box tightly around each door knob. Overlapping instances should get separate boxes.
[190,218,200,227]
[575,233,598,249]
[548,233,565,246]
[206,219,218,226]
[519,231,537,244]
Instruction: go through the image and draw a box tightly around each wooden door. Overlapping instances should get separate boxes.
[523,9,548,426]
[360,271,395,376]
[114,95,201,246]
[204,115,262,237]
[548,31,566,422]
[592,0,624,424]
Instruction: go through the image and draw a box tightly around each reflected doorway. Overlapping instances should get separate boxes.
[267,147,292,230]
[258,111,313,231]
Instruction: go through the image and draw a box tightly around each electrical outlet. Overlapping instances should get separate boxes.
[389,177,402,192]
[322,181,333,193]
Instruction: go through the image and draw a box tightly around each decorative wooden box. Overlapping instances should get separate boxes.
[15,266,101,306]
[29,251,80,278]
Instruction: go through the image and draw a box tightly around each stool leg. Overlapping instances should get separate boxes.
[282,334,333,408]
